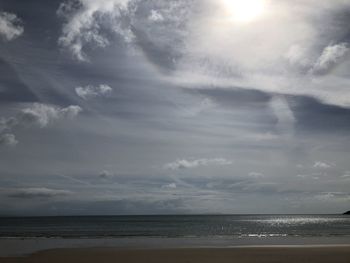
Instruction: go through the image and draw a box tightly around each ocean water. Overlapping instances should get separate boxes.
[0,214,350,239]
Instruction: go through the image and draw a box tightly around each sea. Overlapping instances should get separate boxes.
[1,214,350,256]
[1,214,350,238]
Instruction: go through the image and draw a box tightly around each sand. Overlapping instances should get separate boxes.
[1,246,350,263]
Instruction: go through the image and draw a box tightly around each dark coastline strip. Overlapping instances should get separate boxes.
[1,246,350,263]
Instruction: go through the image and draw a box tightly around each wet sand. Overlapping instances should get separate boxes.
[1,246,350,263]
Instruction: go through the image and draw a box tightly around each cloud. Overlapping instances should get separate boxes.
[0,11,23,41]
[161,183,177,189]
[296,174,319,180]
[311,43,349,74]
[248,172,264,178]
[20,103,82,127]
[0,133,18,147]
[54,1,350,107]
[75,84,112,100]
[313,161,332,169]
[99,170,114,179]
[269,96,295,135]
[57,0,192,64]
[0,118,18,147]
[8,188,72,199]
[0,117,17,133]
[314,192,350,201]
[285,44,311,69]
[0,104,82,147]
[0,103,82,147]
[149,10,164,22]
[57,0,133,61]
[285,43,349,75]
[164,158,232,170]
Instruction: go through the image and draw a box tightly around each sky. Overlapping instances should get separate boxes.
[1,0,350,215]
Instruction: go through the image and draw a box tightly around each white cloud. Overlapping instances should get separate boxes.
[285,44,312,68]
[0,104,81,147]
[0,133,18,147]
[56,1,350,108]
[149,10,164,22]
[284,42,349,74]
[57,0,192,62]
[0,11,23,41]
[75,84,113,100]
[164,158,232,170]
[167,1,350,108]
[8,188,72,198]
[162,183,177,189]
[20,103,82,127]
[60,105,82,119]
[313,161,332,169]
[0,103,82,149]
[311,43,349,74]
[57,0,133,61]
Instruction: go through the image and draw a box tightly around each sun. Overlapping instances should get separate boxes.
[222,0,267,23]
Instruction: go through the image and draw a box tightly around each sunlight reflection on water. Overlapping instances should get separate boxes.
[251,217,348,226]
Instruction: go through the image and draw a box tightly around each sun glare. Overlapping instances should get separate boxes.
[222,0,267,23]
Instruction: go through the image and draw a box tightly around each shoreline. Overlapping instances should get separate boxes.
[1,236,350,257]
[1,246,350,263]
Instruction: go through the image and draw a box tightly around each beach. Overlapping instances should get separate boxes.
[1,246,350,263]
